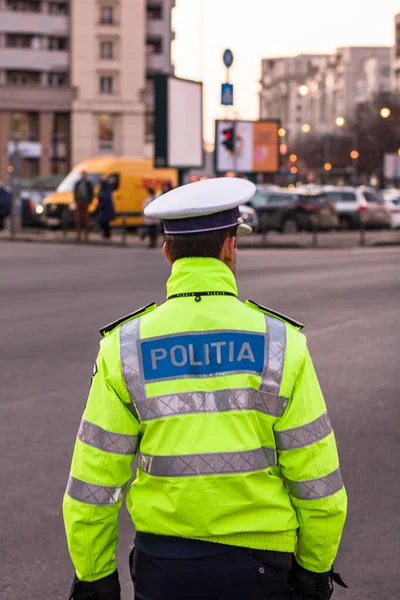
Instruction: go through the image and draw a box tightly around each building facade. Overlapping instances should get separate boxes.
[0,0,175,181]
[0,0,74,181]
[260,47,392,143]
[393,13,400,92]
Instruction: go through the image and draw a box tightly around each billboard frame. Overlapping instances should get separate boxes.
[154,74,204,172]
[214,118,281,175]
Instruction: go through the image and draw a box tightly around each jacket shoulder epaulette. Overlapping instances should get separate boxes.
[246,299,304,330]
[100,303,157,337]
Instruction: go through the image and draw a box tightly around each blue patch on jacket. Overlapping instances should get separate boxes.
[140,331,265,383]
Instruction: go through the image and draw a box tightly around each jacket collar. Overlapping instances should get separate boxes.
[166,258,238,298]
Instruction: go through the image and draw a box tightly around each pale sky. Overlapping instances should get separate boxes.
[172,0,399,141]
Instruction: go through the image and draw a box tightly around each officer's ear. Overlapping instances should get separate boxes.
[220,234,237,263]
[163,241,173,265]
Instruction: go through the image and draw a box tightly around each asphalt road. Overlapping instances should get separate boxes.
[1,241,399,600]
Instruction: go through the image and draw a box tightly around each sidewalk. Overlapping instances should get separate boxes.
[1,227,400,249]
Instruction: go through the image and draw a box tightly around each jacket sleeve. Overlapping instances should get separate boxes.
[63,336,139,582]
[274,345,347,573]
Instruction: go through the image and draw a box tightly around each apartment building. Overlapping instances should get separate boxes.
[260,47,392,141]
[393,13,400,92]
[144,0,175,153]
[0,0,73,181]
[259,54,329,143]
[0,0,175,181]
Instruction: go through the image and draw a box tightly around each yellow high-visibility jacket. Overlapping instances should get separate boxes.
[63,257,347,582]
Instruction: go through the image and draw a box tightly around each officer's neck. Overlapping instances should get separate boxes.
[166,257,238,298]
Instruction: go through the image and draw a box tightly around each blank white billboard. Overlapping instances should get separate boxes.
[168,78,203,168]
[155,76,203,170]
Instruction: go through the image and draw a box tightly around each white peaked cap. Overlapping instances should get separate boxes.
[144,177,256,235]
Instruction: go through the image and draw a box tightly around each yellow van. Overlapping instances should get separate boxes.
[42,157,177,229]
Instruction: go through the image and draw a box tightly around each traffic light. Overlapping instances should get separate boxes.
[222,126,235,153]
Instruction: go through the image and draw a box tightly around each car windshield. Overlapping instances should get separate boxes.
[297,194,326,204]
[57,171,102,193]
[325,191,356,202]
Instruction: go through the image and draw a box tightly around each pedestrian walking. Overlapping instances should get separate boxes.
[64,178,347,600]
[142,187,159,248]
[74,171,94,242]
[97,178,116,240]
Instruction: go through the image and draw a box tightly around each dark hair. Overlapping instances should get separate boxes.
[147,187,155,195]
[165,226,237,262]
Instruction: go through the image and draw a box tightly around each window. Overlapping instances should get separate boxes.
[6,70,41,85]
[381,65,391,78]
[147,5,162,19]
[48,72,69,87]
[6,34,33,48]
[145,111,154,137]
[100,5,114,24]
[146,38,162,55]
[100,41,114,60]
[364,191,384,204]
[48,2,68,14]
[250,192,269,208]
[48,37,68,51]
[6,0,41,12]
[98,113,115,150]
[107,173,120,191]
[99,76,114,94]
[11,112,39,140]
[325,192,356,203]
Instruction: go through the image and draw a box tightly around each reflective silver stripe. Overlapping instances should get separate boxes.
[284,468,344,500]
[136,388,287,421]
[261,316,287,402]
[120,318,146,420]
[138,446,277,477]
[78,419,138,455]
[66,474,127,505]
[275,412,332,451]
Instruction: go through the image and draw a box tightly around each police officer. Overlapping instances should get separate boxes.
[64,178,347,600]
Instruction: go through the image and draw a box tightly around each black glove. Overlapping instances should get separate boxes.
[291,560,347,600]
[69,570,121,600]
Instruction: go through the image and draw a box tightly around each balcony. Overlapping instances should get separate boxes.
[146,52,170,74]
[0,48,69,70]
[0,84,76,111]
[146,19,167,37]
[0,10,68,35]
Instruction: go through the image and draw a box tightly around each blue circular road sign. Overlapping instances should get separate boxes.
[223,49,234,69]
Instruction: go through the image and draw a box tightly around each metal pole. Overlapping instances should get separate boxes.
[323,135,330,184]
[312,216,318,248]
[121,213,127,246]
[359,215,365,247]
[9,143,22,238]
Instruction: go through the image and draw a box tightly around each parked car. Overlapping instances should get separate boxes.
[249,188,338,234]
[382,190,400,229]
[323,186,391,230]
[239,204,258,230]
[21,189,48,227]
[0,184,12,231]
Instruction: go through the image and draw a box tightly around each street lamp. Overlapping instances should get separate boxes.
[290,166,298,174]
[301,123,311,133]
[350,150,359,160]
[289,153,297,163]
[335,116,345,128]
[298,85,309,96]
[280,143,287,155]
[380,107,391,119]
[324,162,332,171]
[278,128,286,137]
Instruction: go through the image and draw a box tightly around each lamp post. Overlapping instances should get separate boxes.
[334,116,359,185]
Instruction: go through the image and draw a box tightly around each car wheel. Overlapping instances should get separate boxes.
[339,216,352,231]
[282,218,299,234]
